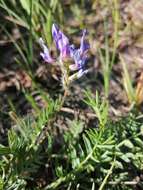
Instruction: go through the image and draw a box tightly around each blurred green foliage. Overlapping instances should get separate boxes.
[0,0,143,189]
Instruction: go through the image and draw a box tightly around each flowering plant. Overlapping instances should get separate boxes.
[39,24,89,90]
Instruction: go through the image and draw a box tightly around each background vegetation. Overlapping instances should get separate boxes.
[0,0,143,189]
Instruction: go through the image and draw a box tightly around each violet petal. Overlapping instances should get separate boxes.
[80,29,90,54]
[39,38,54,63]
[77,69,89,78]
[52,24,70,58]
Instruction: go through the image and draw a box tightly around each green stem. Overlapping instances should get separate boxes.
[99,157,116,190]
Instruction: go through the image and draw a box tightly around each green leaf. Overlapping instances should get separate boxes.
[140,125,143,135]
[125,153,134,159]
[69,145,80,169]
[83,134,92,154]
[134,137,143,147]
[86,164,95,172]
[20,0,31,15]
[123,139,134,149]
[72,157,80,169]
[69,120,84,139]
[120,154,130,163]
[56,166,64,177]
[120,55,135,104]
[0,177,3,190]
[97,145,114,149]
[115,161,124,169]
[0,145,10,155]
[90,156,100,163]
[100,151,110,160]
[101,156,112,162]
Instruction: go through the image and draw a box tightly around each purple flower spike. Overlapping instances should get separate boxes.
[39,38,54,63]
[52,24,70,59]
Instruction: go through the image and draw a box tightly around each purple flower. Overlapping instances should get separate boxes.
[52,24,70,59]
[39,38,54,63]
[39,24,90,81]
[69,29,89,77]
